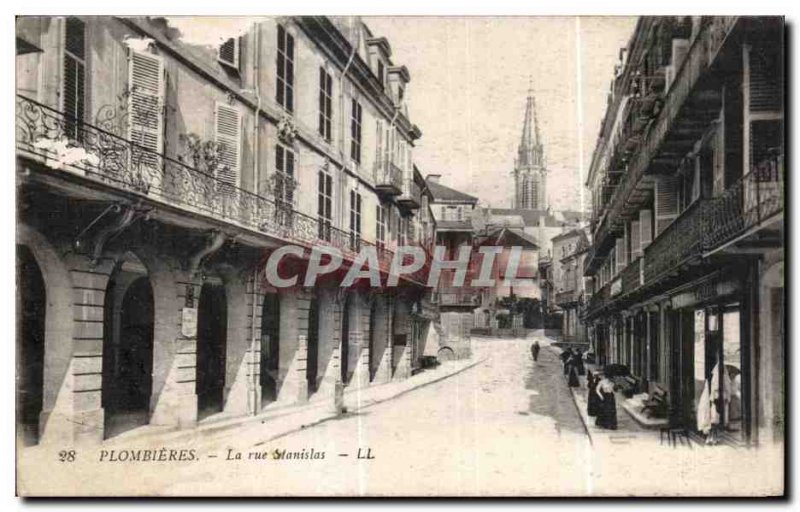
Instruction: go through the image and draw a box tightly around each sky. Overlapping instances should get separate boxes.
[365,16,637,211]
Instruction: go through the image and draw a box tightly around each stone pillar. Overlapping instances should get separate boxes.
[373,296,392,384]
[148,266,198,430]
[311,286,341,403]
[217,272,261,417]
[275,288,311,404]
[351,292,372,389]
[39,253,114,445]
[392,298,411,381]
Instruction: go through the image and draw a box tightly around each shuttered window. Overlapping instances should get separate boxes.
[639,209,653,251]
[630,220,642,260]
[350,99,362,164]
[376,204,387,251]
[318,68,333,142]
[616,237,626,271]
[63,17,86,141]
[275,144,295,204]
[276,24,294,113]
[214,103,242,189]
[749,45,782,113]
[218,37,240,70]
[349,190,362,251]
[655,176,679,235]
[317,169,333,241]
[128,49,165,172]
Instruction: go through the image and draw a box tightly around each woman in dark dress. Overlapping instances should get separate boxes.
[560,350,571,375]
[575,350,586,376]
[587,371,601,417]
[595,377,617,429]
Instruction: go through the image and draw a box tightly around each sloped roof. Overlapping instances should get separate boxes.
[427,179,479,204]
[486,208,587,228]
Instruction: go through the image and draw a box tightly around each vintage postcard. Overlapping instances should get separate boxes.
[14,15,785,497]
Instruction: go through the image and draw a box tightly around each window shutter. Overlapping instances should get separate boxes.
[128,49,165,157]
[630,220,642,259]
[63,17,86,140]
[639,209,652,251]
[214,102,242,187]
[616,237,626,270]
[655,176,679,235]
[218,37,240,70]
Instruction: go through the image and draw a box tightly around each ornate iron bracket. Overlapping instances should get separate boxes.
[187,230,228,278]
[74,202,151,266]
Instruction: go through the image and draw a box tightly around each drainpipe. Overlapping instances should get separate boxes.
[248,22,262,416]
[252,23,262,195]
[337,43,357,230]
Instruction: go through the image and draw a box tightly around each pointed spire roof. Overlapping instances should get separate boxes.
[517,80,544,169]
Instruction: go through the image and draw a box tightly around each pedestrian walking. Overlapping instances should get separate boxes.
[575,349,586,376]
[567,351,580,388]
[530,341,540,362]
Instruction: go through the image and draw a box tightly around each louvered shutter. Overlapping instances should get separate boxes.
[375,119,384,179]
[63,17,86,141]
[128,49,165,181]
[214,102,242,190]
[218,37,239,70]
[630,220,642,259]
[616,237,626,270]
[639,209,653,251]
[655,176,679,235]
[749,46,781,113]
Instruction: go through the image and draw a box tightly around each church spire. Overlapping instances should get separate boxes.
[517,80,544,168]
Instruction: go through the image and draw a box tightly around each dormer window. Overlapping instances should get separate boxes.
[218,37,240,71]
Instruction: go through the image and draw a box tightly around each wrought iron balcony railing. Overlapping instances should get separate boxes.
[620,256,643,296]
[434,287,481,307]
[588,17,739,261]
[586,282,610,318]
[556,289,578,306]
[643,199,711,286]
[16,95,433,285]
[704,158,784,253]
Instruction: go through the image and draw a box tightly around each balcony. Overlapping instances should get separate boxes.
[434,287,480,308]
[15,95,432,284]
[556,289,578,307]
[704,159,784,254]
[397,180,421,211]
[643,199,711,286]
[373,160,403,197]
[588,17,740,268]
[620,256,643,296]
[585,282,611,318]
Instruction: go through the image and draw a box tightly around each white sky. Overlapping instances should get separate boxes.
[366,16,637,210]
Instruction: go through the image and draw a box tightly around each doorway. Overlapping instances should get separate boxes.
[260,292,280,406]
[340,293,352,385]
[196,282,228,421]
[102,261,155,439]
[16,246,46,446]
[306,296,320,395]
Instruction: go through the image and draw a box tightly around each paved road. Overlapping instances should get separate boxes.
[18,336,783,496]
[158,336,593,496]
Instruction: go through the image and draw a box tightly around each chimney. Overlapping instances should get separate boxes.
[426,174,442,184]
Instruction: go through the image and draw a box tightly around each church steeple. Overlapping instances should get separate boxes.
[517,81,544,169]
[513,81,548,211]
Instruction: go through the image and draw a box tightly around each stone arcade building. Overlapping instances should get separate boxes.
[583,17,783,445]
[16,16,435,444]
